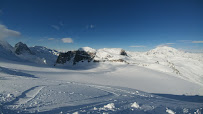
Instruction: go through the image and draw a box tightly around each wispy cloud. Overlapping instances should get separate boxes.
[48,38,55,40]
[166,43,175,45]
[51,25,60,30]
[178,40,203,44]
[0,24,21,39]
[61,38,73,43]
[156,43,175,47]
[192,41,203,43]
[86,24,95,29]
[129,45,146,47]
[178,40,192,43]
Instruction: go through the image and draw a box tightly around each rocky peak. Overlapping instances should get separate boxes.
[120,49,128,56]
[14,42,32,55]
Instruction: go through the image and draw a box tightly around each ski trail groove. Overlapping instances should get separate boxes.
[6,86,45,106]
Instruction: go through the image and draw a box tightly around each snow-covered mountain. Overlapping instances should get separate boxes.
[0,40,19,60]
[127,46,203,85]
[0,41,203,85]
[30,46,59,65]
[0,41,59,65]
[55,46,203,86]
[1,42,203,113]
[55,47,129,66]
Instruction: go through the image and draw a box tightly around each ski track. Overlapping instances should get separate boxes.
[1,81,203,114]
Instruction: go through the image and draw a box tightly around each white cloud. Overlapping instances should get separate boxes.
[51,25,60,30]
[129,45,146,47]
[178,40,203,43]
[48,38,55,40]
[0,24,21,39]
[166,43,175,45]
[86,24,95,29]
[192,41,203,43]
[178,40,192,43]
[156,43,175,47]
[61,38,73,43]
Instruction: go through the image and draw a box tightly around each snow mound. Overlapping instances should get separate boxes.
[146,46,183,56]
[166,108,176,114]
[103,103,115,110]
[78,47,96,53]
[95,48,127,61]
[131,102,140,109]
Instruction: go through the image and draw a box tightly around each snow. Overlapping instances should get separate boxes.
[131,102,140,109]
[0,42,203,113]
[78,47,96,53]
[95,48,127,61]
[103,103,115,110]
[166,108,176,114]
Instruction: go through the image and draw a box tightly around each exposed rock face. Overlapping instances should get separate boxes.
[73,50,95,65]
[55,50,96,65]
[120,49,128,56]
[55,47,128,65]
[56,51,76,64]
[14,42,32,55]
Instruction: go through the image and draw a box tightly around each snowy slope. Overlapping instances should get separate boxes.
[127,46,203,86]
[0,41,59,65]
[0,40,19,61]
[0,43,203,113]
[94,48,128,61]
[30,46,59,65]
[56,46,203,86]
[0,60,203,113]
[78,47,96,53]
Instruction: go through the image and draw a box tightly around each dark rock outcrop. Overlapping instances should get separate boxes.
[56,51,76,64]
[55,50,96,65]
[55,48,129,65]
[73,50,95,65]
[14,42,32,55]
[120,49,128,56]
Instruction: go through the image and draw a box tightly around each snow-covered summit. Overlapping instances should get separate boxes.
[146,46,183,57]
[14,42,33,55]
[0,40,19,60]
[0,40,14,52]
[78,47,96,53]
[94,48,128,61]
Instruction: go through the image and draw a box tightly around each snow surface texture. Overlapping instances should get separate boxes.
[0,41,203,113]
[0,59,203,113]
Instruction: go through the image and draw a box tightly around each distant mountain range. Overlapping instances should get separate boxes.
[1,40,203,85]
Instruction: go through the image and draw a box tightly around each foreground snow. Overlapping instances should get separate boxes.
[0,60,203,113]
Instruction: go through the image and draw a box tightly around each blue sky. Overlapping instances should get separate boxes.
[0,0,203,52]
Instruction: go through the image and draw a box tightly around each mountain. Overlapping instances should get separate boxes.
[55,47,128,66]
[127,46,203,85]
[0,41,59,65]
[55,47,96,65]
[0,40,19,60]
[30,46,59,65]
[14,42,33,55]
[0,41,203,86]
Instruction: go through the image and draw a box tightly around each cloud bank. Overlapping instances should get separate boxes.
[61,38,73,43]
[129,45,146,47]
[0,24,21,39]
[192,41,203,43]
